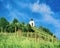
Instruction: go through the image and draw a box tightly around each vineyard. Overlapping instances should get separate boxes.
[0,31,60,48]
[0,17,60,48]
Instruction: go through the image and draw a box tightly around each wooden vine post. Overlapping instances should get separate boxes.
[15,26,16,32]
[27,31,29,39]
[35,32,36,42]
[1,27,2,33]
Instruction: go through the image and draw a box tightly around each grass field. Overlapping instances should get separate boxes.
[0,32,60,48]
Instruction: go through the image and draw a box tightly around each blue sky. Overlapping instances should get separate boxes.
[0,0,60,39]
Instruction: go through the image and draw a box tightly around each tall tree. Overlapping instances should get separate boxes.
[12,18,19,24]
[0,17,9,32]
[12,18,19,32]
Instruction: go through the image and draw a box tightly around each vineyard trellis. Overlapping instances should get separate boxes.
[0,27,58,43]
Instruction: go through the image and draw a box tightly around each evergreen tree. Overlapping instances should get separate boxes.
[12,18,19,24]
[0,17,9,32]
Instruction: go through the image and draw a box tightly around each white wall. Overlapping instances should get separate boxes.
[29,20,35,27]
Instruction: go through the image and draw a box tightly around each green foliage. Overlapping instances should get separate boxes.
[20,24,35,32]
[0,17,9,32]
[25,24,35,32]
[12,18,19,24]
[0,17,56,40]
[0,17,9,27]
[0,17,54,34]
[39,26,53,36]
[2,18,34,32]
[6,24,15,32]
[0,33,59,48]
[0,17,58,48]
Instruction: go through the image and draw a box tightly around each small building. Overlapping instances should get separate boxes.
[29,19,35,27]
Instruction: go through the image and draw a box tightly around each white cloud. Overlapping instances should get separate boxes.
[30,2,54,14]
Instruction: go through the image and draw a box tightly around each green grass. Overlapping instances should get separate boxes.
[0,33,60,48]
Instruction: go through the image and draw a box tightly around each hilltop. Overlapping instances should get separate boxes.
[0,17,57,41]
[0,17,59,48]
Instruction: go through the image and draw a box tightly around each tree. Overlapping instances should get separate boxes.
[6,24,16,32]
[6,19,22,32]
[12,18,19,32]
[18,22,25,32]
[12,18,19,24]
[0,17,9,32]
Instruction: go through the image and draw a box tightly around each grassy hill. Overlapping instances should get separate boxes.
[0,27,59,48]
[32,27,57,42]
[0,17,59,48]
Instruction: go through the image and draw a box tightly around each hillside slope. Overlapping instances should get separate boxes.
[0,31,59,48]
[29,27,57,42]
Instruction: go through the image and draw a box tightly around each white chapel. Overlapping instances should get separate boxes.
[29,19,35,27]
